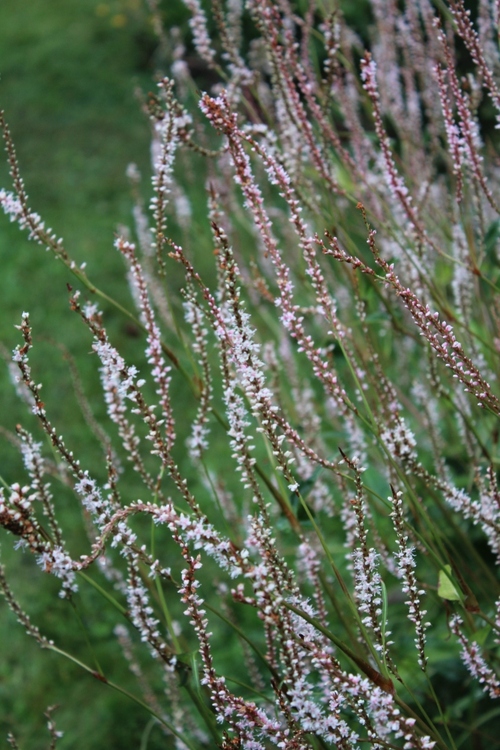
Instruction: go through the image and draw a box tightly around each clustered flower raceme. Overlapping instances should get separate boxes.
[117,236,175,452]
[390,488,429,670]
[360,55,421,233]
[450,615,500,700]
[0,481,76,596]
[74,296,155,491]
[181,0,216,69]
[0,111,95,295]
[433,17,499,213]
[339,451,390,662]
[149,77,190,270]
[434,64,465,203]
[449,0,500,125]
[3,0,500,747]
[18,427,64,546]
[183,286,213,460]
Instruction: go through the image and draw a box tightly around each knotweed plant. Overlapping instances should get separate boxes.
[1,0,500,747]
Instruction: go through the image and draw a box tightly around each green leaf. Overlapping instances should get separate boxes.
[484,220,500,265]
[472,625,491,647]
[437,565,461,601]
[364,311,389,324]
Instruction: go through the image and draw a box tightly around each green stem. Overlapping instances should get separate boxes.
[69,597,103,675]
[43,642,198,750]
[77,571,128,616]
[204,600,280,683]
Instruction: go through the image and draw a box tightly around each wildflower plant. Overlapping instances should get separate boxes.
[1,0,500,747]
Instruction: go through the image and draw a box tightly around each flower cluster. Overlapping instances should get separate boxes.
[1,1,500,748]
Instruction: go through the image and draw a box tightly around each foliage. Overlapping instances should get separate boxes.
[2,1,500,748]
